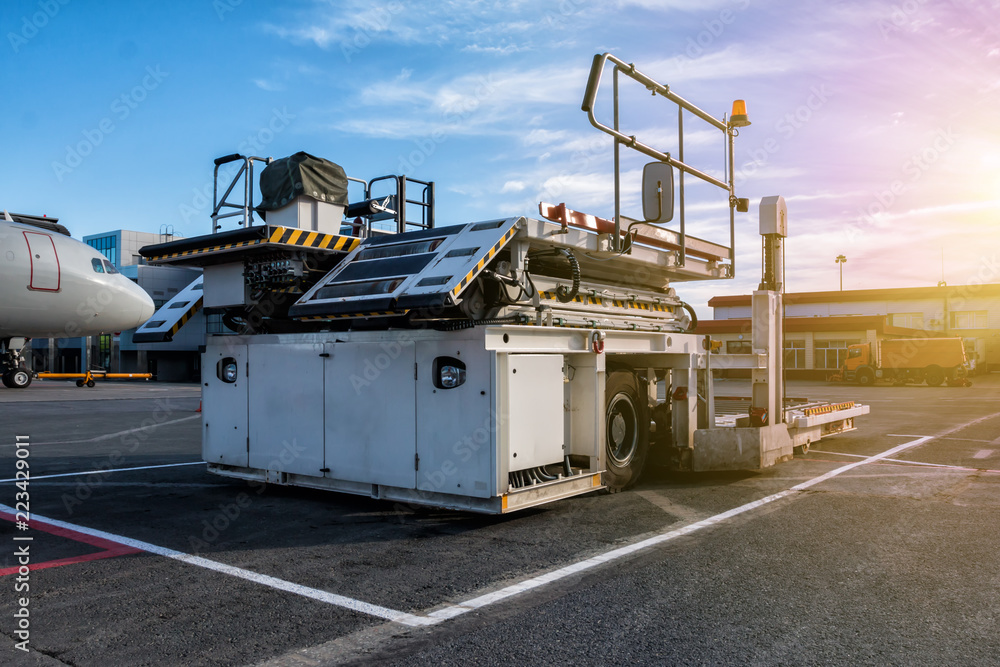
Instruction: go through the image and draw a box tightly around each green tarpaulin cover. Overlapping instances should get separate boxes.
[257,152,349,212]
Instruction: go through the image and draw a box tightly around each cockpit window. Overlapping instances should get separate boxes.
[103,260,119,274]
[92,258,105,273]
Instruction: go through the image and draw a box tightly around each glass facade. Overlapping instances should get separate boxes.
[814,340,858,369]
[784,340,806,368]
[87,234,118,266]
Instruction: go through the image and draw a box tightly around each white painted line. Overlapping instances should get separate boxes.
[0,503,433,628]
[809,450,981,471]
[973,449,994,459]
[0,462,204,484]
[423,436,933,622]
[0,415,202,448]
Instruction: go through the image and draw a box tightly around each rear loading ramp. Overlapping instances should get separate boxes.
[290,213,727,323]
[132,276,204,343]
[290,218,521,319]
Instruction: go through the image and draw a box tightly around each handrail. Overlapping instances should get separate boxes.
[211,154,272,232]
[579,52,739,272]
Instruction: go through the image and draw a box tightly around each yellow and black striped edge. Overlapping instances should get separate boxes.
[296,310,408,321]
[450,226,518,299]
[167,296,204,338]
[146,227,361,260]
[267,227,361,252]
[801,401,856,417]
[538,291,674,313]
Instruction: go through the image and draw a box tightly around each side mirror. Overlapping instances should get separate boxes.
[642,162,674,223]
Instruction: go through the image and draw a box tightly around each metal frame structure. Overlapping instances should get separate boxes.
[581,52,742,273]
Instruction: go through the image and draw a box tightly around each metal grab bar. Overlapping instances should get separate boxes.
[211,154,272,232]
[581,53,730,193]
[579,52,739,274]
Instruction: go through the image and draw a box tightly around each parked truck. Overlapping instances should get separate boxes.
[137,53,868,513]
[836,338,969,387]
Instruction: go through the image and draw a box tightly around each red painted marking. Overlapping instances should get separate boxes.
[0,511,140,575]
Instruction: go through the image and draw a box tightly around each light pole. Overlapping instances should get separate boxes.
[835,255,846,291]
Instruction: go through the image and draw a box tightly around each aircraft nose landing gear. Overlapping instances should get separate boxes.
[1,338,34,389]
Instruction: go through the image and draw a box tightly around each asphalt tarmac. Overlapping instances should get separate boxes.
[0,375,998,666]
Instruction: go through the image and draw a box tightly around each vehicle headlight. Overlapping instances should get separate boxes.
[217,358,238,383]
[433,356,466,389]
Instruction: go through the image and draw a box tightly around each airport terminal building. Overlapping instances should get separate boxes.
[697,284,1000,378]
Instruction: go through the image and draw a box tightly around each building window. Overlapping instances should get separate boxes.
[889,312,924,329]
[97,334,112,370]
[950,311,987,329]
[784,340,806,369]
[814,340,858,369]
[726,340,752,354]
[86,235,117,266]
[205,313,233,335]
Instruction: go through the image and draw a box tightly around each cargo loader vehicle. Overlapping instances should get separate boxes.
[139,53,868,513]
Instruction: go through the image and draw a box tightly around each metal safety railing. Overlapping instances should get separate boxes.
[211,154,272,232]
[580,52,746,274]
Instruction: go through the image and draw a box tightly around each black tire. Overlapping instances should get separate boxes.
[604,371,650,492]
[2,369,31,389]
[925,365,944,387]
[76,379,85,387]
[86,379,96,388]
[857,368,875,386]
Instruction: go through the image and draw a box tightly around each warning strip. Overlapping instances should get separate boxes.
[450,226,518,299]
[146,227,360,261]
[168,296,203,339]
[539,290,674,313]
[801,402,856,417]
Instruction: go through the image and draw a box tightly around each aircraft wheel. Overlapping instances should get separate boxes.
[2,369,32,389]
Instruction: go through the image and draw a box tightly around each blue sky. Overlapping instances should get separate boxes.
[3,0,999,316]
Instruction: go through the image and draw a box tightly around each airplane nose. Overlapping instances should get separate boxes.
[129,285,156,328]
[136,290,155,327]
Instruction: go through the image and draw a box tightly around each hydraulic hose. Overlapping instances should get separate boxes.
[680,301,698,332]
[553,248,581,303]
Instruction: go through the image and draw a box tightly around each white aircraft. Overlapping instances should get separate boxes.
[0,211,155,388]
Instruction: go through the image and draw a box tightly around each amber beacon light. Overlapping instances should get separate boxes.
[729,99,751,128]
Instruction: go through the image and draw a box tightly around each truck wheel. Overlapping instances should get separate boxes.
[857,368,874,386]
[925,365,945,387]
[604,371,650,492]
